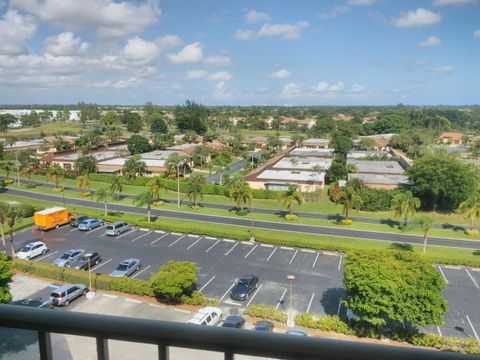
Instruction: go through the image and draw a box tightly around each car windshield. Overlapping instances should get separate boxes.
[106,226,113,230]
[237,280,248,286]
[116,264,128,271]
[19,245,33,252]
[60,253,72,259]
[222,322,236,327]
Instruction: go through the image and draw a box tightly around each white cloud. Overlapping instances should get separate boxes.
[167,42,203,64]
[122,37,159,64]
[310,81,329,92]
[11,0,160,37]
[207,71,233,81]
[328,81,345,91]
[350,83,364,92]
[213,81,232,99]
[347,0,376,5]
[184,70,208,80]
[393,8,442,28]
[156,34,182,51]
[270,69,291,79]
[281,82,301,98]
[233,29,256,40]
[475,29,480,38]
[418,35,441,47]
[320,0,376,19]
[0,9,37,55]
[44,32,89,56]
[433,65,455,73]
[411,58,430,65]
[433,0,475,5]
[257,21,310,40]
[204,55,231,67]
[244,10,271,23]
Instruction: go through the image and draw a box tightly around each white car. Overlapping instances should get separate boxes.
[187,307,223,326]
[16,241,48,260]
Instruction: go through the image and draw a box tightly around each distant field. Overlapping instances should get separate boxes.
[5,121,89,138]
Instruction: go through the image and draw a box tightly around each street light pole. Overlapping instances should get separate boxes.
[15,151,20,186]
[176,163,180,208]
[287,274,295,328]
[62,186,66,207]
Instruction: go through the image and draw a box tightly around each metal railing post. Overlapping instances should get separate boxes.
[38,331,53,360]
[96,337,109,360]
[158,343,169,360]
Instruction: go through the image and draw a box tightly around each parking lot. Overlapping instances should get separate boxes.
[11,224,480,340]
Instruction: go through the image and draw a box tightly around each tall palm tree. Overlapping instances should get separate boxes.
[94,187,109,217]
[4,163,11,179]
[280,184,303,214]
[391,191,421,226]
[110,175,123,199]
[229,180,253,211]
[459,190,480,230]
[146,176,164,201]
[134,190,154,222]
[338,186,363,220]
[6,207,21,257]
[77,173,90,192]
[417,215,434,254]
[187,173,206,207]
[45,164,64,188]
[166,153,186,207]
[0,202,10,252]
[20,163,35,185]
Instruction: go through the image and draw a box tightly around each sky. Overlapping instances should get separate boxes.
[0,0,479,106]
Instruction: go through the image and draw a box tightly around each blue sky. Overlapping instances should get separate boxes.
[0,0,479,105]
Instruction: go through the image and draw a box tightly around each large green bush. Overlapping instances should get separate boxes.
[110,277,154,296]
[358,188,397,212]
[243,304,287,323]
[149,261,198,303]
[295,313,353,335]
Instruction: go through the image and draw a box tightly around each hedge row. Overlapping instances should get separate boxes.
[243,304,288,324]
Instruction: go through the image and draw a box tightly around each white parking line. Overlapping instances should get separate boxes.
[131,231,152,242]
[199,276,216,292]
[150,233,169,245]
[171,232,182,236]
[99,233,107,237]
[276,289,288,310]
[465,269,479,289]
[466,315,479,340]
[155,230,165,234]
[224,242,239,255]
[132,265,152,278]
[336,297,343,316]
[223,238,235,243]
[220,280,237,301]
[312,252,319,268]
[38,300,50,308]
[437,266,449,284]
[69,228,78,232]
[186,237,203,250]
[86,225,106,234]
[337,255,343,271]
[266,247,278,262]
[306,293,315,313]
[280,246,294,251]
[37,251,58,261]
[246,284,263,307]
[205,236,216,240]
[90,258,112,272]
[189,235,199,238]
[301,249,315,253]
[205,240,220,253]
[168,234,186,247]
[116,229,137,240]
[260,244,273,248]
[244,245,258,259]
[289,249,298,264]
[436,326,442,337]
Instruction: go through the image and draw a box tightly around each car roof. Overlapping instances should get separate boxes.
[25,241,45,247]
[224,315,244,322]
[255,320,273,325]
[239,275,257,281]
[121,258,139,264]
[51,283,85,292]
[197,307,222,314]
[64,249,83,254]
[111,221,126,225]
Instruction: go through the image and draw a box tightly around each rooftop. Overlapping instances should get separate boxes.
[98,157,166,168]
[348,173,409,185]
[347,150,390,159]
[273,157,332,171]
[140,150,178,160]
[257,169,325,183]
[347,159,404,174]
[289,147,335,158]
[302,138,330,145]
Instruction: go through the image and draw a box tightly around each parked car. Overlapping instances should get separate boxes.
[69,215,89,227]
[105,221,132,236]
[49,283,88,307]
[254,320,274,332]
[230,275,259,301]
[16,241,48,260]
[286,328,308,336]
[187,307,223,326]
[67,251,102,270]
[221,315,245,329]
[109,258,141,277]
[78,218,104,231]
[53,249,85,267]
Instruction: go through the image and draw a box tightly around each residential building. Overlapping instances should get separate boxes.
[289,147,335,158]
[301,138,330,149]
[438,132,464,145]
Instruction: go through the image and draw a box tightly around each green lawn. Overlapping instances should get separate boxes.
[4,121,86,139]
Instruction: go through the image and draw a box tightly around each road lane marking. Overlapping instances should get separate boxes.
[199,276,216,292]
[312,252,319,268]
[276,289,288,310]
[168,234,186,247]
[224,242,239,255]
[438,266,449,284]
[37,251,58,261]
[266,247,278,262]
[220,280,237,301]
[306,293,315,313]
[466,315,479,340]
[244,245,258,259]
[132,265,151,278]
[289,249,298,264]
[205,240,220,253]
[436,326,442,337]
[246,284,263,307]
[116,229,136,239]
[186,237,203,250]
[90,258,112,272]
[131,231,152,242]
[337,255,343,271]
[336,298,343,316]
[150,233,169,245]
[465,269,479,289]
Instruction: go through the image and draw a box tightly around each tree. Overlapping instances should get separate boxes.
[4,136,17,148]
[127,135,152,155]
[0,203,9,252]
[152,133,174,150]
[77,174,90,192]
[357,137,376,150]
[0,252,13,304]
[469,142,480,160]
[146,176,164,201]
[417,216,434,254]
[344,252,448,329]
[17,149,38,169]
[174,100,208,134]
[213,155,229,186]
[110,175,123,199]
[6,207,21,257]
[100,110,119,128]
[391,191,421,226]
[331,133,353,158]
[187,173,206,207]
[78,102,100,127]
[459,190,480,230]
[150,260,198,303]
[149,114,168,134]
[20,162,36,185]
[369,113,410,134]
[267,133,281,151]
[229,179,253,211]
[3,163,12,179]
[192,145,210,168]
[338,185,363,219]
[54,138,72,151]
[75,155,97,175]
[122,155,147,181]
[280,184,303,214]
[0,114,15,134]
[325,159,347,183]
[45,164,64,188]
[134,190,154,222]
[166,153,186,207]
[122,112,143,133]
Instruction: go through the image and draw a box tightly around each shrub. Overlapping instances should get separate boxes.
[4,179,13,185]
[150,261,198,304]
[13,203,36,218]
[358,188,397,212]
[295,313,354,335]
[81,191,91,197]
[110,277,153,296]
[52,187,63,193]
[191,205,201,210]
[180,291,209,306]
[153,201,165,207]
[284,214,298,221]
[243,304,287,324]
[465,229,479,236]
[236,209,249,216]
[25,184,36,188]
[409,333,480,355]
[340,219,353,225]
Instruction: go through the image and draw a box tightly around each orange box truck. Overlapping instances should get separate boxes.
[34,207,74,231]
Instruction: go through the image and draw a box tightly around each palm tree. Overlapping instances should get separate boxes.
[229,180,253,211]
[94,187,109,217]
[146,176,164,201]
[280,184,303,214]
[110,175,123,199]
[6,207,21,257]
[134,190,154,222]
[187,173,206,207]
[45,164,64,188]
[391,191,421,226]
[166,153,186,207]
[20,163,35,185]
[459,191,480,230]
[338,186,363,220]
[417,216,434,254]
[4,163,11,179]
[213,156,229,186]
[122,155,147,182]
[0,202,10,252]
[77,173,90,192]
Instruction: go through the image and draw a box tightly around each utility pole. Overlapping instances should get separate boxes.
[176,163,180,208]
[15,151,20,186]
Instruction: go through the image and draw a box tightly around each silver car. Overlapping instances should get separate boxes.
[53,249,85,267]
[109,258,141,277]
[50,283,88,307]
[105,221,132,236]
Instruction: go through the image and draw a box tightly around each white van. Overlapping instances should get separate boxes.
[187,307,223,326]
[105,221,132,236]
